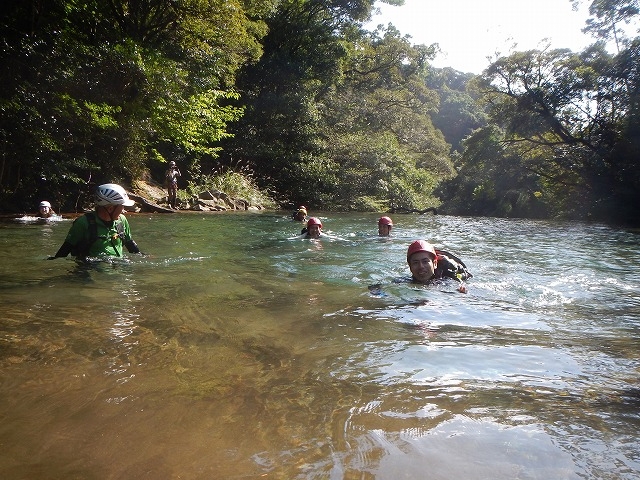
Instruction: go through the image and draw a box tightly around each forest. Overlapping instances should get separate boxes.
[1,0,639,225]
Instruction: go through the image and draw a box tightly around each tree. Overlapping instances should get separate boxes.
[444,37,640,222]
[426,67,487,154]
[0,0,271,211]
[579,0,639,51]
[223,0,380,206]
[225,0,452,211]
[319,26,450,210]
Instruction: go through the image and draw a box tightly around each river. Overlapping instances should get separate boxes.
[0,212,639,479]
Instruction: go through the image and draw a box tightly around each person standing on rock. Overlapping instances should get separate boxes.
[165,161,181,209]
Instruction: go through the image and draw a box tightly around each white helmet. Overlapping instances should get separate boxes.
[39,201,51,208]
[95,183,135,206]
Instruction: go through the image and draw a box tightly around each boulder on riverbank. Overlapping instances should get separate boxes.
[130,179,265,213]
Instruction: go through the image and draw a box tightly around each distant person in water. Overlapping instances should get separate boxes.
[294,217,343,240]
[50,183,142,261]
[292,206,307,222]
[406,240,470,293]
[38,201,56,218]
[378,216,393,236]
[304,216,323,238]
[165,160,181,209]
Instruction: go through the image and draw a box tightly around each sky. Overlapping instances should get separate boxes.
[367,0,594,73]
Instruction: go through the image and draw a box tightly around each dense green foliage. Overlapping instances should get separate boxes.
[1,0,639,224]
[1,0,269,211]
[224,11,451,211]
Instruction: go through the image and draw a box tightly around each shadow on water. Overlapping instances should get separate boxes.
[0,213,639,478]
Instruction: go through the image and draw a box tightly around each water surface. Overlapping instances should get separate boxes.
[0,212,639,479]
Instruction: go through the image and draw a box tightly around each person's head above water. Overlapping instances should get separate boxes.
[293,206,308,221]
[306,216,322,238]
[378,216,393,236]
[407,240,438,283]
[95,183,135,222]
[38,200,54,217]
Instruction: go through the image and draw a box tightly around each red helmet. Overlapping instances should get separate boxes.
[378,216,393,226]
[307,217,322,228]
[407,240,436,262]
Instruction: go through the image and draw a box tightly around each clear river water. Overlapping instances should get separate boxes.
[0,211,639,479]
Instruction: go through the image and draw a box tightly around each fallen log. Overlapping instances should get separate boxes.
[128,193,175,213]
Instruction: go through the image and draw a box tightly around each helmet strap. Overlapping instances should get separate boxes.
[97,205,120,222]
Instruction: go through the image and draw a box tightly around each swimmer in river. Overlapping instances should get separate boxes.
[406,240,470,293]
[378,216,393,237]
[292,206,308,222]
[38,201,56,218]
[292,217,344,240]
[369,240,472,296]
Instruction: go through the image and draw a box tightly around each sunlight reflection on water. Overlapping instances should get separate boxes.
[0,213,639,479]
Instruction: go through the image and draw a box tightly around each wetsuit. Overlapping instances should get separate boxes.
[392,251,472,285]
[53,212,140,259]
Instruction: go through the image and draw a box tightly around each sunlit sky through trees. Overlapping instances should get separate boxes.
[367,0,593,73]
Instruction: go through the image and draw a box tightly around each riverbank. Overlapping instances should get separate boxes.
[0,179,270,220]
[130,179,266,213]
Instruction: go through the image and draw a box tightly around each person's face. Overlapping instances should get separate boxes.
[98,205,124,221]
[408,251,437,283]
[295,212,306,221]
[307,224,321,238]
[378,224,392,236]
[112,205,125,216]
[39,206,51,216]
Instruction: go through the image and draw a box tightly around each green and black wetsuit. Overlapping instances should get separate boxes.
[54,212,140,259]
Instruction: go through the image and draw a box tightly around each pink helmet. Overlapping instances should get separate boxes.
[407,240,436,262]
[307,217,322,228]
[378,216,393,226]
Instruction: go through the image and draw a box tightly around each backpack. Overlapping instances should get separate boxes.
[435,249,473,281]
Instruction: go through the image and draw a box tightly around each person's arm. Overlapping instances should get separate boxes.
[289,233,308,240]
[48,217,85,259]
[124,239,141,254]
[121,216,143,255]
[319,232,346,240]
[49,241,73,259]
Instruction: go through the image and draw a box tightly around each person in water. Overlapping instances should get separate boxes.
[38,201,56,218]
[294,217,343,240]
[165,160,181,209]
[406,240,470,293]
[378,216,393,236]
[304,216,323,238]
[292,206,307,222]
[50,183,142,260]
